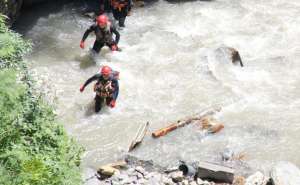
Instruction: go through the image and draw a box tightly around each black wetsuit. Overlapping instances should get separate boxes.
[82,74,119,112]
[100,0,113,14]
[81,24,120,53]
[111,0,132,27]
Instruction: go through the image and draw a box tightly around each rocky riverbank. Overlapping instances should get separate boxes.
[83,155,300,185]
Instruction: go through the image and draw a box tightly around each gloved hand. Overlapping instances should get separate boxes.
[80,41,85,49]
[109,100,116,108]
[79,85,85,92]
[111,44,118,51]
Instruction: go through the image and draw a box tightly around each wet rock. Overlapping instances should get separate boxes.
[270,161,300,185]
[214,46,244,67]
[197,161,234,184]
[170,171,184,183]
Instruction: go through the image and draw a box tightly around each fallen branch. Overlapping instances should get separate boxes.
[152,107,222,138]
[128,122,149,152]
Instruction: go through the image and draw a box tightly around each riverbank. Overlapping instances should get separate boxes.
[0,15,83,185]
[84,155,300,185]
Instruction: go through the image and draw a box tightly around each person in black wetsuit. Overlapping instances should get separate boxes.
[111,0,132,27]
[79,66,119,113]
[79,15,120,53]
[99,0,112,15]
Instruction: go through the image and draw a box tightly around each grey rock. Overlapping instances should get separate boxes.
[116,174,128,180]
[170,171,184,183]
[196,178,204,185]
[120,177,132,184]
[221,148,234,161]
[128,168,136,174]
[196,161,234,184]
[83,168,100,185]
[198,180,210,185]
[162,175,174,185]
[245,171,268,185]
[270,161,300,185]
[189,181,198,185]
[136,166,146,175]
[145,172,157,179]
[182,179,189,185]
[137,178,147,184]
[148,176,160,184]
[137,173,144,179]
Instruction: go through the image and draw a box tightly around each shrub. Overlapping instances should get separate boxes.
[0,14,83,185]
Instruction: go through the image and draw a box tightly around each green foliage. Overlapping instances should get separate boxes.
[0,14,32,68]
[0,14,83,185]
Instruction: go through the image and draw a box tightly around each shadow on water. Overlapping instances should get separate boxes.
[84,99,111,117]
[74,51,97,69]
[85,100,96,117]
[13,0,101,34]
[164,0,214,4]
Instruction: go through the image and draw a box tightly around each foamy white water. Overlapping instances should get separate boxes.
[16,0,300,172]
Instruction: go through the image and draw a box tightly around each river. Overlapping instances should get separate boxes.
[15,0,300,173]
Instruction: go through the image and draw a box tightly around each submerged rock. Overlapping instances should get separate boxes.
[214,46,244,67]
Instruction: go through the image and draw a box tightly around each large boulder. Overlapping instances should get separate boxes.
[270,161,300,185]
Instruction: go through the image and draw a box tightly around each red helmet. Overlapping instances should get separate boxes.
[97,15,108,26]
[101,66,112,76]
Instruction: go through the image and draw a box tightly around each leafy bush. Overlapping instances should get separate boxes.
[0,14,83,185]
[0,14,31,68]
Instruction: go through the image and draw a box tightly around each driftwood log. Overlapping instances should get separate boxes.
[152,107,222,138]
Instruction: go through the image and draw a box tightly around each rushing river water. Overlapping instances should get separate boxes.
[15,0,300,173]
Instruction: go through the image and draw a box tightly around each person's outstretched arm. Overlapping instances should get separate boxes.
[111,26,120,44]
[80,74,101,92]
